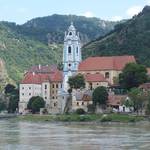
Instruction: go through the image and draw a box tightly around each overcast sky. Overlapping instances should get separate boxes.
[0,0,149,24]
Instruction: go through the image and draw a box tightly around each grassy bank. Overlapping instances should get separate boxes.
[17,114,145,123]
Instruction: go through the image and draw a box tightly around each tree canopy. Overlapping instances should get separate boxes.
[92,86,108,106]
[119,63,148,90]
[68,74,85,89]
[27,96,45,113]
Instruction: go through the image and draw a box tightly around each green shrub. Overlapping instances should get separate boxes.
[76,108,85,115]
[100,115,112,122]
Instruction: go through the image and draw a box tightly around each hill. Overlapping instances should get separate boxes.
[18,14,117,44]
[83,6,150,66]
[0,15,116,85]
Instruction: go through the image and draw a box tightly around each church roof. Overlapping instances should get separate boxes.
[79,55,136,71]
[27,65,57,74]
[21,65,63,84]
[84,73,107,82]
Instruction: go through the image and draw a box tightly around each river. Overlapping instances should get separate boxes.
[0,120,150,150]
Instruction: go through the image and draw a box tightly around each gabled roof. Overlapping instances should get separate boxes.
[79,55,136,71]
[107,94,127,106]
[21,73,50,84]
[84,73,107,82]
[27,65,57,74]
[21,65,63,84]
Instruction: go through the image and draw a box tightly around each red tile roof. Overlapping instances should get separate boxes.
[27,65,58,74]
[84,73,107,82]
[21,65,63,84]
[21,73,50,84]
[107,94,127,106]
[79,56,136,71]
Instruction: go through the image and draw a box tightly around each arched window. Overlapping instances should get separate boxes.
[68,46,71,54]
[69,32,72,35]
[105,72,110,79]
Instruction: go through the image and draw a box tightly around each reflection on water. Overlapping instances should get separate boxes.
[0,120,150,150]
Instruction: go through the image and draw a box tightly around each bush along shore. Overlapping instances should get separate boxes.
[17,113,145,123]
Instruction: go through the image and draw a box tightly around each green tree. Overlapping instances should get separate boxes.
[68,74,85,89]
[8,95,19,113]
[4,84,16,94]
[119,63,148,90]
[128,88,147,114]
[27,96,45,113]
[5,84,19,113]
[92,86,108,106]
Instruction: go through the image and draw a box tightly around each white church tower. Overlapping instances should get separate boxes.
[63,22,82,91]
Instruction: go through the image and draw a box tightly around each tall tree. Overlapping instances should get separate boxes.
[119,63,148,90]
[128,88,147,114]
[92,86,108,106]
[27,96,45,113]
[68,74,85,89]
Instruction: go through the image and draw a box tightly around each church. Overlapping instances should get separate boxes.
[19,23,136,114]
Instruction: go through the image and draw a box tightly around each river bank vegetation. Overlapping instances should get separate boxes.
[17,114,145,123]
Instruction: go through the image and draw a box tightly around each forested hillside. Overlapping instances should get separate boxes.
[0,14,116,84]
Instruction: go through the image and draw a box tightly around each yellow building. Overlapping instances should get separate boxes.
[78,55,136,87]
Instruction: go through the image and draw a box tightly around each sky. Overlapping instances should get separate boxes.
[0,0,149,24]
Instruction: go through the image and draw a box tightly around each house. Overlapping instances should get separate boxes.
[19,65,63,114]
[72,89,93,112]
[78,56,136,85]
[107,93,133,113]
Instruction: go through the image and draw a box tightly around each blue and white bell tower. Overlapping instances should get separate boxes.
[63,22,82,91]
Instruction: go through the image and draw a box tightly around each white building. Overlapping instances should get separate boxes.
[19,65,63,114]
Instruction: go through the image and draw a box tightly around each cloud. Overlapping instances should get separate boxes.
[110,16,123,21]
[82,11,94,17]
[17,8,27,13]
[126,6,143,17]
[146,0,150,5]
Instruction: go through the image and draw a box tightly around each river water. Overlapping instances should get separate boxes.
[0,120,150,150]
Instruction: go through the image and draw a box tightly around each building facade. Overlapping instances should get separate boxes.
[63,22,82,91]
[19,65,63,113]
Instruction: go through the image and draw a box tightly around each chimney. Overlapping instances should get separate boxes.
[39,64,41,70]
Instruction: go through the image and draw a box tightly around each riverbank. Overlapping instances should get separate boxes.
[17,114,146,123]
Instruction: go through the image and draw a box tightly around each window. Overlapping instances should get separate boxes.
[52,96,55,99]
[89,83,93,90]
[54,102,57,107]
[22,93,24,96]
[77,102,79,106]
[68,64,71,67]
[45,84,47,89]
[69,32,72,35]
[82,102,84,105]
[22,87,24,90]
[29,93,31,96]
[97,83,99,85]
[105,72,110,79]
[56,84,58,88]
[76,47,78,54]
[29,87,31,90]
[52,84,55,88]
[68,46,71,54]
[45,97,47,99]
